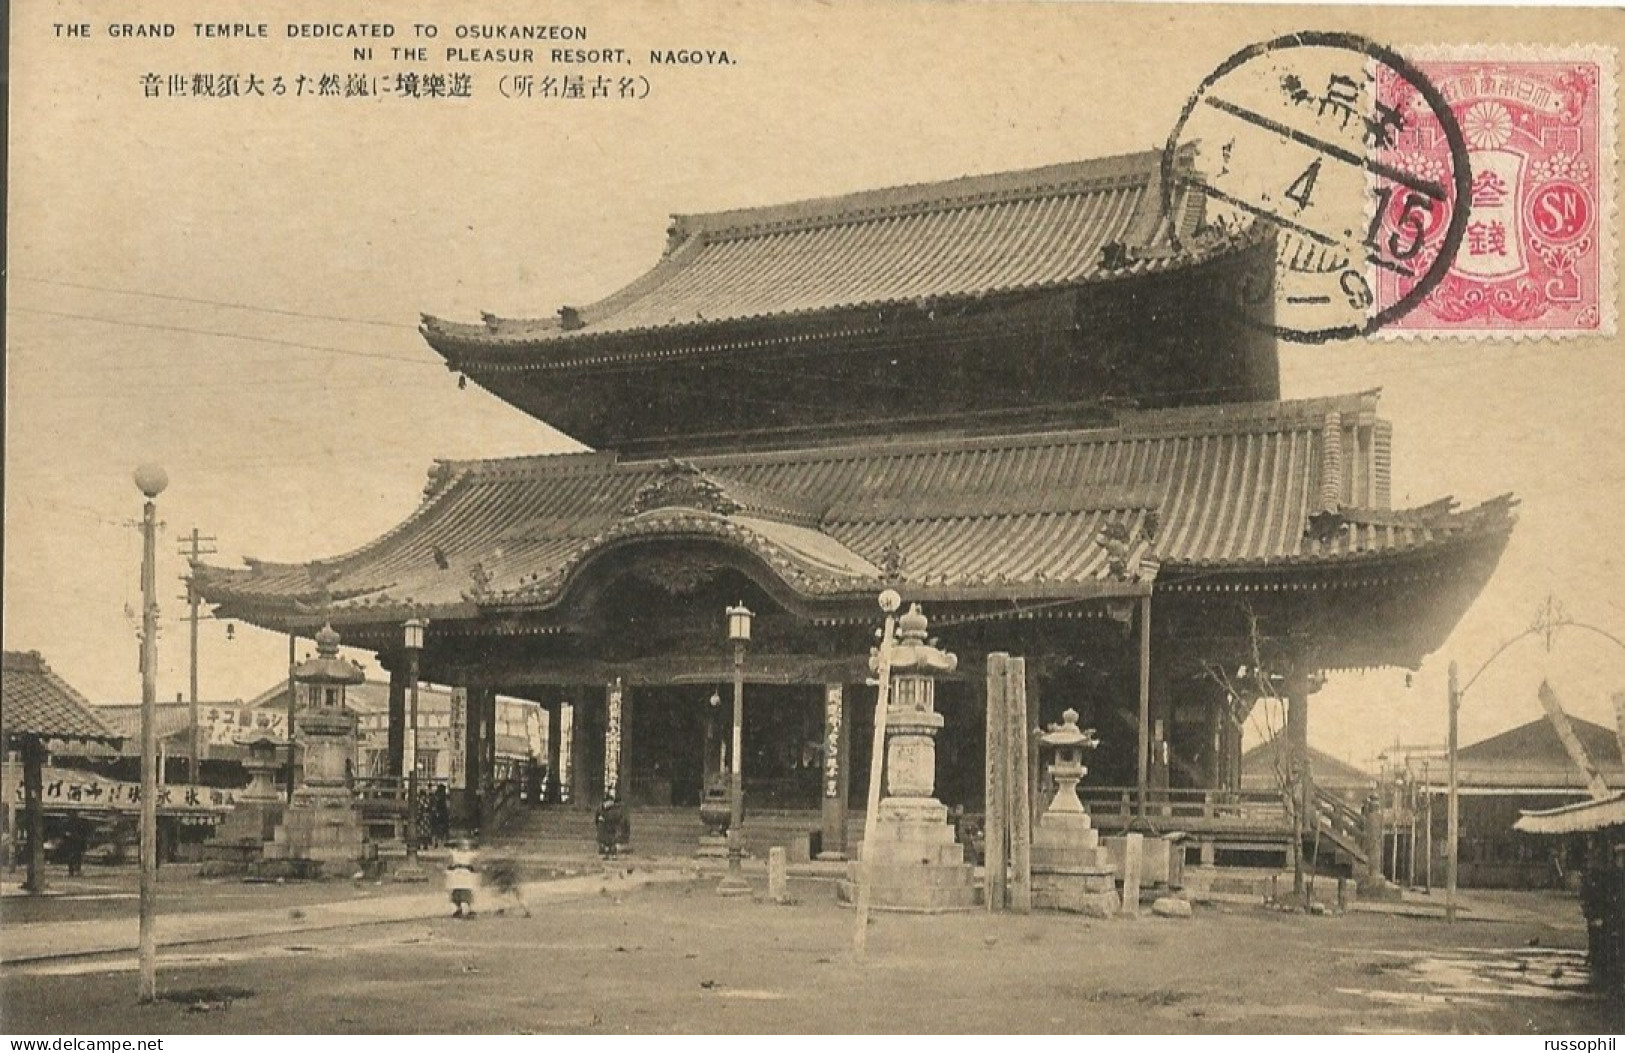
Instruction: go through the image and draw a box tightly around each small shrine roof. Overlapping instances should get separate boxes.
[2,651,123,747]
[419,149,1247,360]
[1514,792,1625,835]
[194,391,1516,629]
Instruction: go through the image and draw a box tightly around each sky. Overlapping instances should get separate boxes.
[7,0,1625,771]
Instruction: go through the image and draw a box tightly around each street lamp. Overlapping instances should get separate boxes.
[403,617,427,870]
[133,463,167,1003]
[718,602,752,897]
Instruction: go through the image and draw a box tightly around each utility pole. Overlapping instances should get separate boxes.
[134,464,168,1003]
[177,528,216,785]
[286,633,298,803]
[1445,660,1460,925]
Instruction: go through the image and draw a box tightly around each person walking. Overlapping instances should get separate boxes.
[446,837,479,919]
[62,815,89,877]
[430,784,451,848]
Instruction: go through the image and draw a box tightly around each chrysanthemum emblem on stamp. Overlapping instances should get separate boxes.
[1373,46,1616,339]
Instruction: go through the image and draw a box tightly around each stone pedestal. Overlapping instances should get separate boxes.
[836,605,977,912]
[838,797,980,911]
[262,794,367,868]
[1032,811,1120,916]
[263,692,366,871]
[217,799,283,847]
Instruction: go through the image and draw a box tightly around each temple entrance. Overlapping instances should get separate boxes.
[623,686,711,807]
[619,683,825,811]
[740,684,823,811]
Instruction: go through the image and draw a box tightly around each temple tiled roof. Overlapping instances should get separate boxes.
[2,651,122,747]
[195,391,1516,623]
[420,149,1241,356]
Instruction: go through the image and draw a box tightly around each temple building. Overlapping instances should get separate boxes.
[195,149,1515,864]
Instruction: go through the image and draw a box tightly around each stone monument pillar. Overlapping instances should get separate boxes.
[263,623,368,872]
[838,604,978,912]
[1031,709,1120,916]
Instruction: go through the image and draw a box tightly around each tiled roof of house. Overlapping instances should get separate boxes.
[420,149,1243,357]
[1455,715,1625,791]
[1240,740,1377,792]
[2,651,122,746]
[194,391,1516,623]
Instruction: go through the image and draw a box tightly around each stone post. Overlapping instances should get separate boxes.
[1122,831,1144,917]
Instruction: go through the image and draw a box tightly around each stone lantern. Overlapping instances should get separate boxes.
[214,732,286,851]
[837,602,978,912]
[263,623,368,872]
[1031,709,1119,915]
[237,733,284,804]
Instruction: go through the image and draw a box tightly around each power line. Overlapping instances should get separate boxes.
[9,307,443,368]
[13,275,419,330]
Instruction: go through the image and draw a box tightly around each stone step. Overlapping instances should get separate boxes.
[844,860,978,889]
[853,840,966,866]
[834,878,981,912]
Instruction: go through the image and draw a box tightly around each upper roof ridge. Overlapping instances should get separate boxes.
[666,150,1163,245]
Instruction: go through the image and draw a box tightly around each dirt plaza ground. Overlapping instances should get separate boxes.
[2,863,1621,1035]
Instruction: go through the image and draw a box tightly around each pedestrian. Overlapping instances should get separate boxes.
[446,837,479,919]
[595,795,628,856]
[482,855,531,917]
[430,784,451,847]
[62,815,89,877]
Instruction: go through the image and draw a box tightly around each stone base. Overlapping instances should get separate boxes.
[264,799,367,869]
[1104,834,1183,888]
[215,800,283,848]
[695,834,729,859]
[1358,877,1404,901]
[1032,811,1114,873]
[834,799,978,912]
[1032,872,1122,917]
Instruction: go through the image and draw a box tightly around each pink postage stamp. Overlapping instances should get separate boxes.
[1373,46,1616,339]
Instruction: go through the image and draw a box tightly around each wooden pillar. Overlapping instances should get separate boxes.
[545,701,563,803]
[1135,594,1152,817]
[387,662,407,779]
[1287,674,1311,897]
[985,653,1009,912]
[1206,693,1224,790]
[1027,667,1044,833]
[22,739,45,893]
[819,683,849,859]
[1007,657,1032,914]
[463,686,488,833]
[571,687,594,807]
[1150,665,1172,797]
[484,689,498,794]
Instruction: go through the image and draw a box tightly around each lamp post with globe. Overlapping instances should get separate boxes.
[133,463,167,1003]
[717,603,754,896]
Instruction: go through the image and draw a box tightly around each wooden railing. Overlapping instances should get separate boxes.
[1310,786,1368,861]
[1078,786,1293,834]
